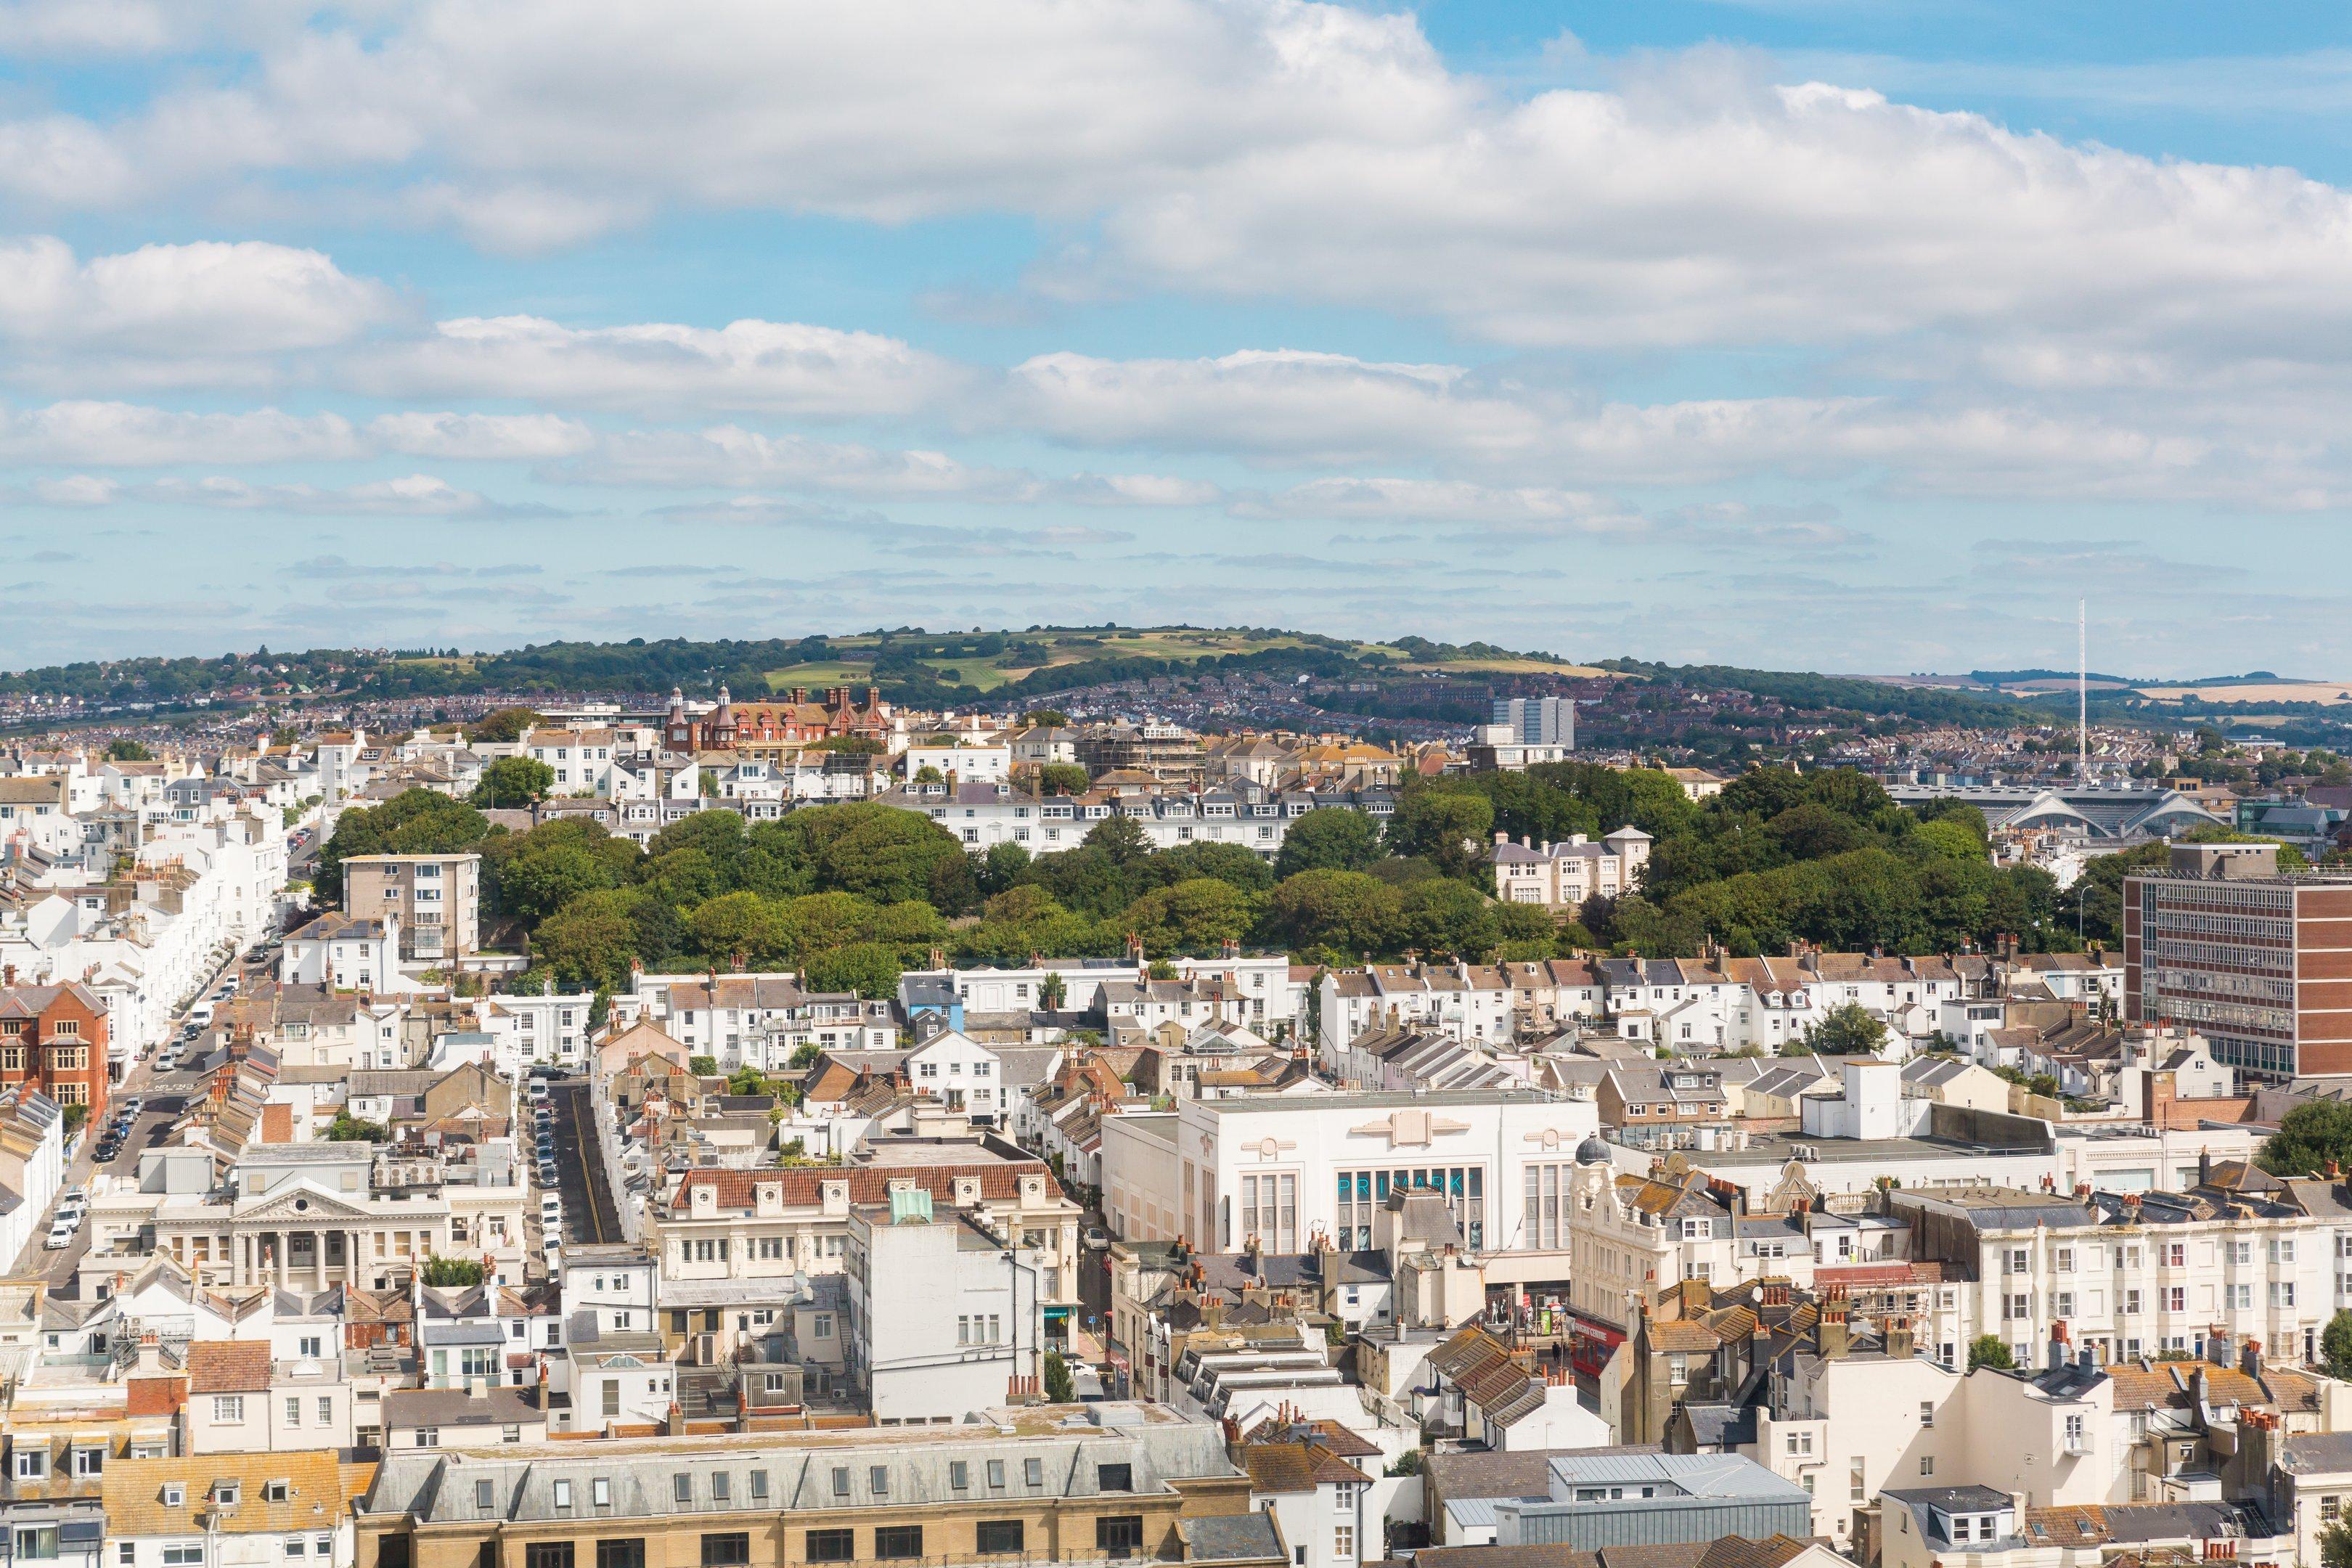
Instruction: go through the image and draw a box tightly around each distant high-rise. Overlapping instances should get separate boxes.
[1492,696,1575,749]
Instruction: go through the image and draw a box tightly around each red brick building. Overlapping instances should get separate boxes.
[0,982,109,1122]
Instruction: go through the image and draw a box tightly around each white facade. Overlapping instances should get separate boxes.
[1103,1089,1600,1270]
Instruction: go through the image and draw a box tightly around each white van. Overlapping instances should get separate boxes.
[187,1001,214,1027]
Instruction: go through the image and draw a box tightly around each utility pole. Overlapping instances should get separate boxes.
[2078,600,2088,787]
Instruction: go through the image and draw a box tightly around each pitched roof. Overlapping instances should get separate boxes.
[185,1339,273,1394]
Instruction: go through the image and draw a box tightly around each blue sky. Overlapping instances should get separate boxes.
[4,1,2352,679]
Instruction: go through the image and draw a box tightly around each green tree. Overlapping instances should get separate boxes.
[2322,1522,2352,1568]
[803,940,905,999]
[324,1111,390,1142]
[473,756,557,808]
[1385,788,1495,881]
[973,841,1033,895]
[1119,878,1258,955]
[105,738,154,761]
[466,707,544,744]
[421,1254,485,1287]
[1036,763,1091,795]
[61,1101,89,1136]
[689,1055,719,1076]
[690,891,787,967]
[1968,1334,2015,1371]
[1043,1349,1075,1403]
[531,889,642,991]
[1802,1002,1890,1055]
[1274,808,1384,877]
[2260,1099,2352,1176]
[1153,841,1275,894]
[1259,870,1399,957]
[1084,814,1152,867]
[2324,1311,2352,1380]
[1911,816,1988,863]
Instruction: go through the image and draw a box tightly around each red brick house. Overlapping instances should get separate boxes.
[0,982,109,1123]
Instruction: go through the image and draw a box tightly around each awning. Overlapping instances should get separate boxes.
[1044,1305,1072,1320]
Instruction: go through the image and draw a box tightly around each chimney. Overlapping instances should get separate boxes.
[2049,1319,2070,1371]
[2241,1339,2263,1379]
[1886,1316,1916,1360]
[2197,1148,2212,1187]
[1819,1314,1852,1359]
[2209,1326,2232,1369]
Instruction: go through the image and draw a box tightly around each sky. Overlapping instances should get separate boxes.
[5,1,2352,679]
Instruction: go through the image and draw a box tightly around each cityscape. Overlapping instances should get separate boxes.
[9,7,2352,1568]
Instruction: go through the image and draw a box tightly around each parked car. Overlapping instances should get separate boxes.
[44,1223,76,1249]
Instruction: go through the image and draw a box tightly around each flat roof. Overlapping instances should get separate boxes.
[1191,1088,1559,1114]
[1648,1132,2046,1166]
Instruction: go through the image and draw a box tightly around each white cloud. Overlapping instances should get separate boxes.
[367,409,595,460]
[572,425,1218,507]
[1235,476,1644,531]
[0,236,391,353]
[356,315,967,415]
[10,4,2352,382]
[0,401,366,465]
[27,471,554,518]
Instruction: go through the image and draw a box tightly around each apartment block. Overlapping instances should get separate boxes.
[2123,841,2352,1080]
[342,853,481,966]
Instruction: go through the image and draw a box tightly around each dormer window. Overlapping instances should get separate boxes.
[163,1485,184,1507]
[214,1482,241,1507]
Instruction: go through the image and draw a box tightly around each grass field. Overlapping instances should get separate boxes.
[757,626,1608,697]
[2138,681,2352,706]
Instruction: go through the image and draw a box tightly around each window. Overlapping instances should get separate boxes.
[283,1543,306,1559]
[269,1480,293,1504]
[1024,1458,1045,1487]
[873,1527,923,1561]
[1098,1463,1133,1492]
[164,1548,204,1567]
[592,1479,612,1510]
[674,1475,692,1504]
[595,1543,643,1568]
[711,1474,730,1503]
[831,1467,850,1498]
[286,1398,303,1428]
[319,1398,334,1426]
[1920,1401,1935,1429]
[214,1395,245,1422]
[1850,1458,1867,1501]
[1098,1516,1145,1553]
[163,1485,186,1507]
[950,1462,969,1491]
[1920,1455,1935,1477]
[969,1516,1027,1553]
[804,1532,855,1565]
[1335,1524,1356,1559]
[987,1459,1007,1488]
[474,1479,495,1512]
[748,1471,768,1502]
[299,1336,323,1357]
[698,1536,749,1568]
[869,1466,889,1496]
[12,1528,57,1562]
[524,1545,573,1568]
[2004,1294,2030,1321]
[1786,1432,1813,1457]
[215,1483,242,1507]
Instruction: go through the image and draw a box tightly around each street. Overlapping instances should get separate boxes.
[3,952,246,1282]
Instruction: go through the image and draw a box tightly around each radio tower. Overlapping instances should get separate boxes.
[2078,600,2088,786]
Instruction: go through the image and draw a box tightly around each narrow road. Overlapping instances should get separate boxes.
[551,1079,623,1246]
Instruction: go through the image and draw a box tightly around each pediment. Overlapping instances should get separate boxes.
[234,1184,372,1222]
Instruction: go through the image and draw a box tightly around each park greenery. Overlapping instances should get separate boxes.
[315,758,2266,1006]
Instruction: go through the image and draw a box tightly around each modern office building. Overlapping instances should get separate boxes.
[2123,841,2352,1079]
[1492,697,1575,749]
